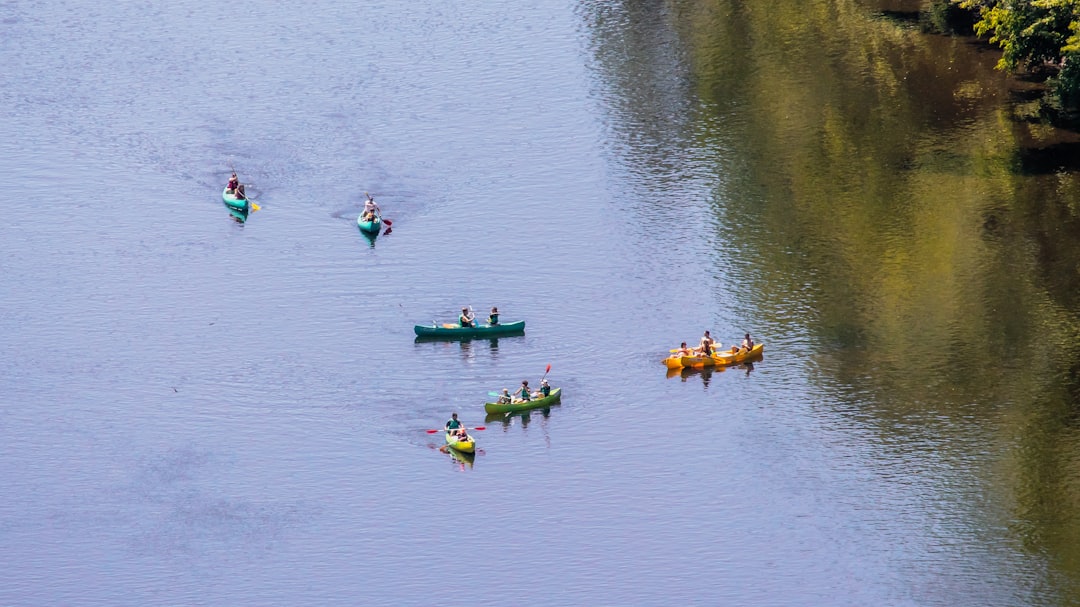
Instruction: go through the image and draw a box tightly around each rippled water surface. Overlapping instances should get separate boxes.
[6,0,1080,605]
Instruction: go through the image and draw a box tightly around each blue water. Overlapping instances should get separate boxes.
[1,1,1073,605]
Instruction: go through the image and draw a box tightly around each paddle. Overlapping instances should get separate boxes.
[427,427,485,433]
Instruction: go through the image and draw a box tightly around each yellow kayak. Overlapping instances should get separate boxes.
[445,430,475,453]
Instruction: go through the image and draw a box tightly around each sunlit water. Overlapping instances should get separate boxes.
[3,0,1079,605]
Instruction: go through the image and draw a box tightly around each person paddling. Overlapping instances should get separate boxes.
[699,330,716,356]
[226,172,239,194]
[487,307,499,326]
[514,380,531,403]
[459,307,476,328]
[445,412,466,438]
[742,333,754,351]
[361,194,380,222]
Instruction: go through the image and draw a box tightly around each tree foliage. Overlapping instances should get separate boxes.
[958,0,1080,107]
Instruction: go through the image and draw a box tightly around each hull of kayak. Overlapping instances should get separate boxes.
[414,320,525,339]
[357,214,382,234]
[677,343,764,368]
[445,431,475,453]
[222,188,249,221]
[484,387,561,414]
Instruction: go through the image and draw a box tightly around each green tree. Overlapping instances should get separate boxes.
[960,0,1080,107]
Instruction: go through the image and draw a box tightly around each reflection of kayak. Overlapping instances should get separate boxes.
[357,214,382,235]
[663,343,764,369]
[414,320,525,339]
[484,387,561,414]
[447,446,475,467]
[222,187,249,221]
[445,430,475,453]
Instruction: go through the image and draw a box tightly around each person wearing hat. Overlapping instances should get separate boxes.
[226,172,239,194]
[487,307,499,326]
[459,307,476,328]
[538,378,551,398]
[361,194,380,222]
[497,388,512,404]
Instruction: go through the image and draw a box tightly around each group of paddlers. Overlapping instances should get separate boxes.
[673,331,755,358]
[457,306,499,327]
[495,378,551,404]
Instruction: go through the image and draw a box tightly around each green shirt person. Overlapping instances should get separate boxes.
[446,413,463,431]
[459,308,476,328]
[487,307,499,326]
[515,380,531,402]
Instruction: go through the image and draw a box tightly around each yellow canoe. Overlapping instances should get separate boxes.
[664,343,764,369]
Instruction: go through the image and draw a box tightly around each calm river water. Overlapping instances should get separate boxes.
[6,0,1080,605]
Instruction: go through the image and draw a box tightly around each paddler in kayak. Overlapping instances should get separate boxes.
[496,388,512,404]
[226,172,239,194]
[537,378,551,398]
[445,412,466,438]
[674,342,693,357]
[459,307,476,328]
[487,307,499,326]
[360,194,380,222]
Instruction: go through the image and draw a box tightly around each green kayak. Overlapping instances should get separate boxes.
[414,320,525,339]
[484,387,562,414]
[222,187,249,221]
[357,214,382,235]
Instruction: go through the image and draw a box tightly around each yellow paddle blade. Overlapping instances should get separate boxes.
[250,202,261,212]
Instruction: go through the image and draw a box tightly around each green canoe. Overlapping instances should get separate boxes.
[357,213,382,235]
[414,320,525,339]
[484,387,562,414]
[222,187,249,221]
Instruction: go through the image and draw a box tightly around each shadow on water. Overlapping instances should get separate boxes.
[430,443,477,470]
[666,360,758,388]
[484,406,556,427]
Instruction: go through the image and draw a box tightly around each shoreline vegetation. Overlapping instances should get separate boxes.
[923,0,1080,126]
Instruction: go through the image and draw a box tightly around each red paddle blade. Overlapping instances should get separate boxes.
[383,218,392,226]
[472,426,485,431]
[545,364,552,373]
[426,429,440,433]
